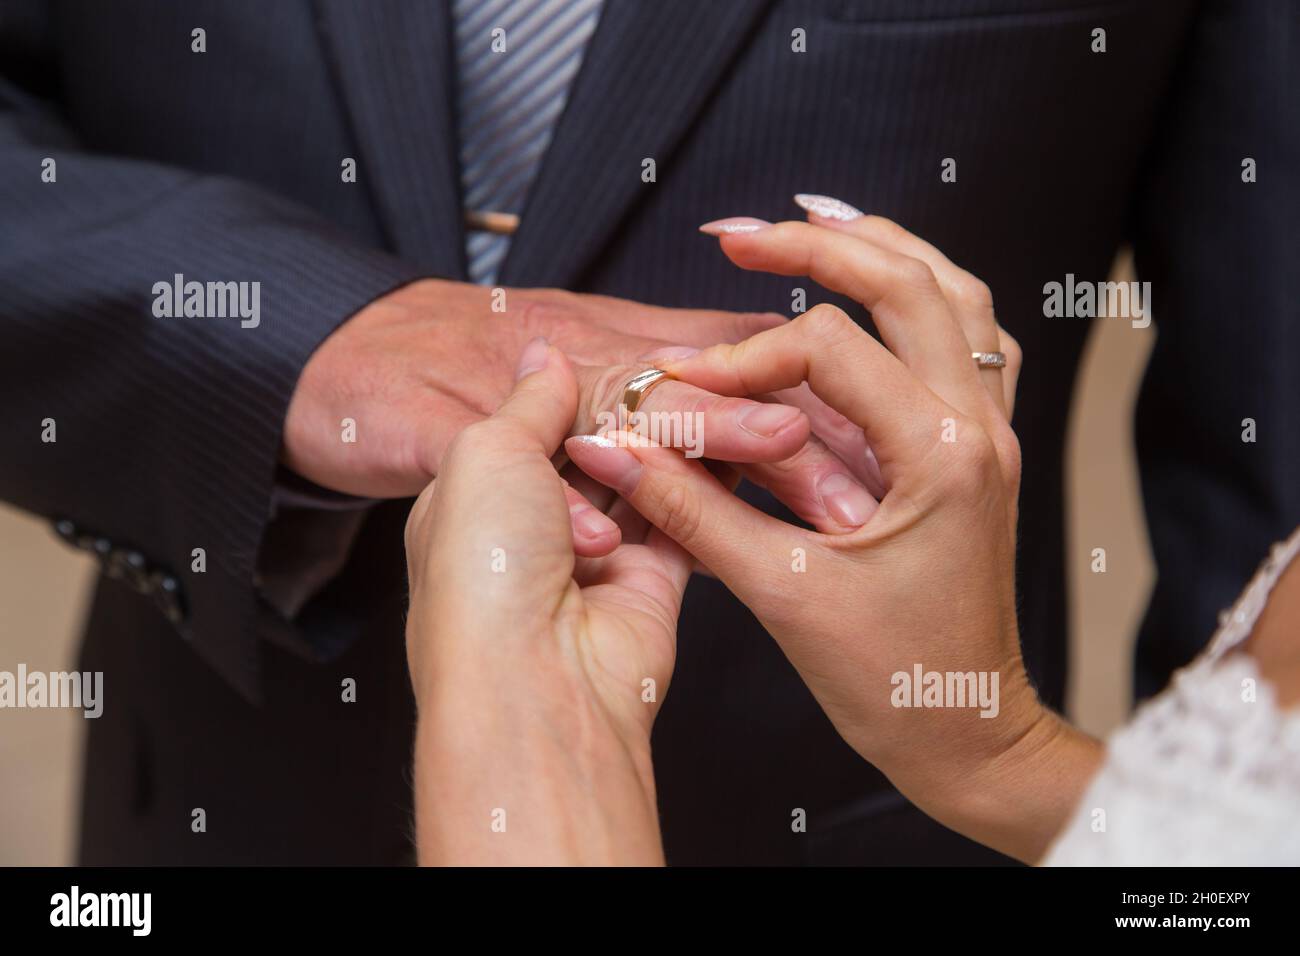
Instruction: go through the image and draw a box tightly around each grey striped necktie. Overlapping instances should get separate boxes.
[453,0,604,285]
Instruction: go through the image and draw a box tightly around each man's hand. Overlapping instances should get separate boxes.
[282,278,883,552]
[568,213,1101,864]
[282,279,802,498]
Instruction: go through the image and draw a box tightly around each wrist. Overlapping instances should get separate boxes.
[912,692,1104,863]
[412,652,662,865]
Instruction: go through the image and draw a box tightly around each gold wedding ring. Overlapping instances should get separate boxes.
[972,351,1007,369]
[620,368,671,414]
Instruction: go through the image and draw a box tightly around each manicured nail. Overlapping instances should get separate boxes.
[638,345,700,363]
[566,435,643,495]
[570,502,618,541]
[515,336,550,380]
[738,403,803,438]
[699,217,771,236]
[817,472,875,528]
[793,193,863,221]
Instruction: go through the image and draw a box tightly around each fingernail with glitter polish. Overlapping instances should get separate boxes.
[793,193,864,222]
[565,435,643,496]
[699,217,772,236]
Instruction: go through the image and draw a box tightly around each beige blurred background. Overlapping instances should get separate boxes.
[0,256,1154,864]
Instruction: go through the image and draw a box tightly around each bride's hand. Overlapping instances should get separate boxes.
[567,213,1100,862]
[403,338,690,865]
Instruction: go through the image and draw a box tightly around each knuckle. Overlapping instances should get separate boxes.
[990,423,1023,490]
[932,422,1021,516]
[514,289,579,335]
[513,296,548,336]
[964,427,999,470]
[895,256,939,292]
[443,419,496,465]
[669,384,714,417]
[937,419,999,489]
[588,363,636,421]
[860,214,907,243]
[651,479,702,543]
[797,303,854,344]
[953,274,994,313]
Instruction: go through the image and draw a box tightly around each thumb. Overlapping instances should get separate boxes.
[489,336,579,457]
[488,338,622,557]
[414,338,586,617]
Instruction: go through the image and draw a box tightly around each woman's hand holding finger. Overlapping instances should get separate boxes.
[569,215,1096,862]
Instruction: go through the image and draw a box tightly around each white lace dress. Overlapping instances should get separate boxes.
[1043,527,1300,865]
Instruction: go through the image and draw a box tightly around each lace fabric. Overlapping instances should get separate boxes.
[1043,527,1300,865]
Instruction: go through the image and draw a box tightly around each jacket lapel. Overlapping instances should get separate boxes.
[312,0,466,278]
[498,0,775,289]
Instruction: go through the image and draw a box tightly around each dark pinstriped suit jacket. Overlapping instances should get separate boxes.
[1,0,1296,864]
